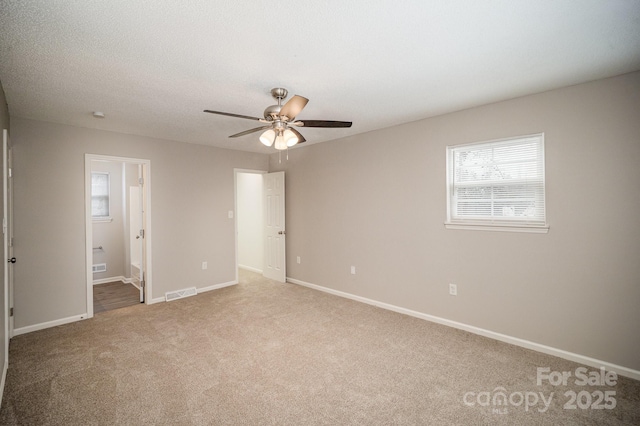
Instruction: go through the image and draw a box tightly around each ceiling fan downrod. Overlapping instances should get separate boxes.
[263,88,288,120]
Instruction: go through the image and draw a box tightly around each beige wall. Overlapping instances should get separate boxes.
[91,160,126,281]
[270,72,640,372]
[90,160,140,282]
[11,119,268,329]
[0,80,9,390]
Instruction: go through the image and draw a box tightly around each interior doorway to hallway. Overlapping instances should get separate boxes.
[235,170,265,277]
[235,169,287,283]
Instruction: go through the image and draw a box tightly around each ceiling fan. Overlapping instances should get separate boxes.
[204,88,352,150]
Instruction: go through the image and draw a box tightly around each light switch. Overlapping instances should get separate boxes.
[228,210,234,219]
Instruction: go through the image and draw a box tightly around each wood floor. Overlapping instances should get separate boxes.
[93,281,141,313]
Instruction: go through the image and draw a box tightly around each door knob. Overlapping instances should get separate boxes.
[278,231,286,235]
[7,257,16,264]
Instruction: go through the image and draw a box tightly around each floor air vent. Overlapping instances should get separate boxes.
[165,287,197,302]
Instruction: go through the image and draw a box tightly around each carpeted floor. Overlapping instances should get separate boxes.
[1,270,638,425]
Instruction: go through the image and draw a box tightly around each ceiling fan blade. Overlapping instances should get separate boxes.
[288,128,306,144]
[279,95,309,120]
[298,120,352,128]
[229,126,272,138]
[204,110,262,121]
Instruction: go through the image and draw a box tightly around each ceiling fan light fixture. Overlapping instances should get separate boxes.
[274,134,288,150]
[283,129,299,147]
[259,129,276,147]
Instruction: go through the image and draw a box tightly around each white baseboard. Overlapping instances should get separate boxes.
[239,265,263,274]
[287,277,640,381]
[93,276,132,285]
[13,314,88,336]
[198,280,238,294]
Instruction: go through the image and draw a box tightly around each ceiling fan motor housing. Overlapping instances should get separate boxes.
[264,87,289,120]
[264,104,282,120]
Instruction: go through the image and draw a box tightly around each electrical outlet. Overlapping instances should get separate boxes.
[297,256,301,264]
[202,261,208,270]
[449,283,457,296]
[351,266,356,275]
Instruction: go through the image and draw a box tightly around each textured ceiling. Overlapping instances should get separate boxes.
[1,1,639,153]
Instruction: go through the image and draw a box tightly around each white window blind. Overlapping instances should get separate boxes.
[91,172,110,218]
[446,134,547,231]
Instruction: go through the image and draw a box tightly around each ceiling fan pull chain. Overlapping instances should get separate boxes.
[279,150,282,164]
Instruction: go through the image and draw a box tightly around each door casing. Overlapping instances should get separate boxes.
[84,154,152,317]
[2,129,12,354]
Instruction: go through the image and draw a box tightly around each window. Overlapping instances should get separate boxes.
[91,172,110,219]
[446,133,548,233]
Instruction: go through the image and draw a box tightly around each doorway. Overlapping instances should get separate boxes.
[85,154,152,318]
[234,169,286,283]
[235,170,265,279]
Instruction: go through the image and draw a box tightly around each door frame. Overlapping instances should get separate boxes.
[233,168,267,283]
[84,154,152,318]
[2,129,11,357]
[128,180,144,302]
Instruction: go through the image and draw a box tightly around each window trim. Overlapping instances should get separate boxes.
[91,171,112,222]
[92,216,113,223]
[445,133,549,234]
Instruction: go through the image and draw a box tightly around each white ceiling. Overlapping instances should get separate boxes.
[1,1,639,153]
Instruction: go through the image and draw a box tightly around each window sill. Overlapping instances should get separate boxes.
[92,217,113,223]
[444,222,549,234]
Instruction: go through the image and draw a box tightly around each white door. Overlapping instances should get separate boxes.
[2,129,10,354]
[263,172,286,282]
